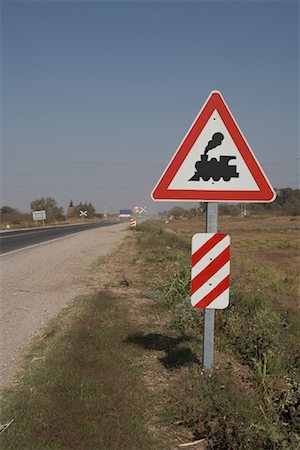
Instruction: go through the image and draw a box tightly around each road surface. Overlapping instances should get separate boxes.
[0,222,129,389]
[0,221,119,255]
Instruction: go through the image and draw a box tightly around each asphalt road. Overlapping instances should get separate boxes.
[0,221,120,255]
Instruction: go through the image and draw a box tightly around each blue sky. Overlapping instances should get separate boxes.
[2,0,299,214]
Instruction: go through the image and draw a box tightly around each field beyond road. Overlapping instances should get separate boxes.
[0,214,299,449]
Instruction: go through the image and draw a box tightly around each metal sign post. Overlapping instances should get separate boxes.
[203,202,218,372]
[151,90,276,371]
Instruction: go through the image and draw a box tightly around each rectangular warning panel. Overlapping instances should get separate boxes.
[191,233,230,309]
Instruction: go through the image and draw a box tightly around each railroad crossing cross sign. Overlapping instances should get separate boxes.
[152,91,275,203]
[139,206,148,215]
[191,233,230,309]
[79,210,88,217]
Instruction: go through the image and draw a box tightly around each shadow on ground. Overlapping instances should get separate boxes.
[125,332,199,370]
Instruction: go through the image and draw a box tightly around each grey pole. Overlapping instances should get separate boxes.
[203,202,218,372]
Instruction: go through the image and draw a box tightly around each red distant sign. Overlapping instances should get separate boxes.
[152,91,275,203]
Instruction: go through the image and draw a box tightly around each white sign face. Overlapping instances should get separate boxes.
[152,91,275,202]
[32,210,46,221]
[168,110,258,192]
[139,206,148,215]
[191,233,230,309]
[79,210,88,217]
[132,205,141,214]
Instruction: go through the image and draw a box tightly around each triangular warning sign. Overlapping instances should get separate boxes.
[152,91,275,203]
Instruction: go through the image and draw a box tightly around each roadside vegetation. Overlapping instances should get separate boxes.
[0,198,105,230]
[0,214,299,449]
[162,188,300,219]
[1,187,299,230]
[0,292,165,449]
[133,217,299,449]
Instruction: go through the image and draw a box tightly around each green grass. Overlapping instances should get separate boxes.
[1,218,299,449]
[0,291,161,449]
[135,220,300,449]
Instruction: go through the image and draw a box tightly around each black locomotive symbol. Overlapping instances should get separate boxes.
[189,132,239,182]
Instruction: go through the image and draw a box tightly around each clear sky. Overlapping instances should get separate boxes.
[1,0,299,214]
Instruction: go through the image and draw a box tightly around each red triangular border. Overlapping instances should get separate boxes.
[152,91,276,202]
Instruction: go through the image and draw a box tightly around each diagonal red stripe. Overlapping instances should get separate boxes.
[191,246,230,294]
[194,275,230,308]
[192,233,227,267]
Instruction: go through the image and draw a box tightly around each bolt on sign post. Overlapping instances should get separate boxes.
[151,91,275,372]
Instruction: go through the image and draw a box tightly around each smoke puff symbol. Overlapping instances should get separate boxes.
[204,132,224,154]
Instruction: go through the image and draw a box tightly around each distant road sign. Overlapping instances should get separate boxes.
[139,206,148,215]
[119,209,132,218]
[130,218,136,227]
[191,233,230,309]
[80,210,88,217]
[132,205,148,215]
[32,210,46,221]
[132,205,141,214]
[152,91,275,203]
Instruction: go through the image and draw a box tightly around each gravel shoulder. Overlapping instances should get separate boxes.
[0,222,129,389]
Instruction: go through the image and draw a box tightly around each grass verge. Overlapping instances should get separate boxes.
[1,217,299,449]
[133,220,300,449]
[0,291,161,449]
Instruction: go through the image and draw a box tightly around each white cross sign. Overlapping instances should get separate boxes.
[80,210,88,217]
[139,206,148,215]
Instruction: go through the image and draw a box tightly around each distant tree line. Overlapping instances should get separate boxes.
[67,200,96,218]
[1,188,299,227]
[249,188,300,216]
[0,206,31,225]
[30,197,65,222]
[0,197,99,226]
[161,188,300,218]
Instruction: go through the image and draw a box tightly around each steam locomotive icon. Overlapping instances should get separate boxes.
[189,132,239,182]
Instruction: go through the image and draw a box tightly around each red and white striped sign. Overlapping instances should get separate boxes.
[130,218,137,227]
[191,233,230,309]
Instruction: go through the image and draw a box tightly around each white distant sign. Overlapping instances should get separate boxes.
[132,205,141,214]
[80,210,88,217]
[32,210,46,221]
[139,206,148,215]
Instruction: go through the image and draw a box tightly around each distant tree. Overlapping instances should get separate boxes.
[0,206,31,225]
[169,206,186,219]
[67,199,75,217]
[249,188,300,216]
[276,188,300,215]
[1,206,16,214]
[30,197,64,222]
[73,201,96,218]
[219,204,240,216]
